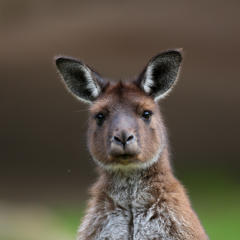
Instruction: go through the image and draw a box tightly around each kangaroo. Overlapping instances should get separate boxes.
[55,49,208,240]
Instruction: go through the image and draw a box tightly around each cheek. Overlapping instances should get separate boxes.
[138,118,162,161]
[87,122,109,163]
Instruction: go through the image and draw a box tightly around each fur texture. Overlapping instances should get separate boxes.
[78,150,208,239]
[55,50,208,240]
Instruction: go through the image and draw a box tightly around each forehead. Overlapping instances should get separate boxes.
[90,82,156,113]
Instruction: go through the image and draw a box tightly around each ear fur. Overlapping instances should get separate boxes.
[55,56,105,104]
[137,49,183,101]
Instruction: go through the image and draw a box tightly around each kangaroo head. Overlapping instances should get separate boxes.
[55,50,182,170]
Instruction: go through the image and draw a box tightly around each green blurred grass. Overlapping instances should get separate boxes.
[1,170,239,240]
[177,169,240,240]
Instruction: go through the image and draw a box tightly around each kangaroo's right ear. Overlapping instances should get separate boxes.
[55,56,106,104]
[136,49,183,101]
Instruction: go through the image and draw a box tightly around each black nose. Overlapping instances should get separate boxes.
[113,131,135,147]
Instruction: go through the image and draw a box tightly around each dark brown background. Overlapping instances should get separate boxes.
[1,0,239,204]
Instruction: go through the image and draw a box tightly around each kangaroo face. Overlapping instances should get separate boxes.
[55,50,182,170]
[87,82,164,169]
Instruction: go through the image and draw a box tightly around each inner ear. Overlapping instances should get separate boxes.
[55,56,106,104]
[137,50,183,101]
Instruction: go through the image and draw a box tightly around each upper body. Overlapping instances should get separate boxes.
[55,49,208,240]
[77,150,208,240]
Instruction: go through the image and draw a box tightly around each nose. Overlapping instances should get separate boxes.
[112,130,135,147]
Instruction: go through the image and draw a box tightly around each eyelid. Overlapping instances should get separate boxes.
[144,110,153,116]
[136,102,153,112]
[93,108,109,118]
[142,110,153,117]
[136,105,153,115]
[95,112,104,118]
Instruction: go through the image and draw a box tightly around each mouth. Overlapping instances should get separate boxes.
[109,153,139,165]
[116,154,133,159]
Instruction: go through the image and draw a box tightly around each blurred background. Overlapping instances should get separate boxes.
[0,0,240,239]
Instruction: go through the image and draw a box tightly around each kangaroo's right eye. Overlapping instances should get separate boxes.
[142,110,153,121]
[95,112,105,126]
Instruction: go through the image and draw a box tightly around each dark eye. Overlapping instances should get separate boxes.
[142,110,153,120]
[95,112,105,125]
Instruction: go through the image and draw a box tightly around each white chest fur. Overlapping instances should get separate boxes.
[78,171,186,240]
[109,173,185,240]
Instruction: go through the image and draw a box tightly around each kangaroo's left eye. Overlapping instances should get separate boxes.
[142,110,153,120]
[95,112,105,126]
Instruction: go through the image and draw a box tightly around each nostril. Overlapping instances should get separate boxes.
[113,136,122,144]
[112,134,135,146]
[126,135,134,143]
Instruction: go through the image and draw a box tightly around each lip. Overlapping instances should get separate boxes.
[116,154,134,158]
[109,153,139,165]
[110,153,135,159]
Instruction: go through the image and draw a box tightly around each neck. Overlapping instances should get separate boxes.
[95,147,174,206]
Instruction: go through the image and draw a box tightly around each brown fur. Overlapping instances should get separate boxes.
[88,82,163,166]
[55,52,208,239]
[79,82,208,239]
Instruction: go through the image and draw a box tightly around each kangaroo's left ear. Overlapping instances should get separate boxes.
[55,56,106,104]
[136,49,183,101]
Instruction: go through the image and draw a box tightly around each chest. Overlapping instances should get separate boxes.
[91,171,187,239]
[96,202,183,240]
[100,175,184,239]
